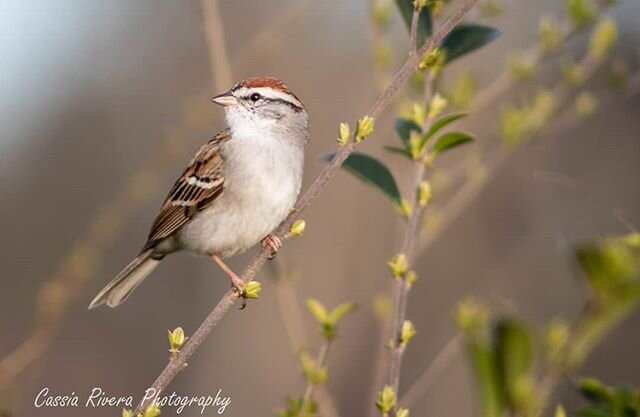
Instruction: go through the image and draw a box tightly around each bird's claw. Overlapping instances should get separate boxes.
[262,234,282,260]
[230,283,248,309]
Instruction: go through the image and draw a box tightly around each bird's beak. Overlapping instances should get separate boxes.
[211,91,238,107]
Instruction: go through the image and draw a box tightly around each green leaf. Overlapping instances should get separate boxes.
[376,385,397,414]
[327,302,357,325]
[468,343,505,417]
[276,396,316,417]
[578,405,611,417]
[568,234,640,366]
[575,233,640,293]
[441,24,501,63]
[422,112,467,150]
[394,0,433,47]
[325,152,402,205]
[432,131,474,154]
[579,379,613,404]
[305,298,328,324]
[384,146,412,158]
[395,118,422,148]
[299,351,328,384]
[494,320,533,407]
[577,380,640,417]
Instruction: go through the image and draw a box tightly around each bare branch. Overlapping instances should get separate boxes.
[300,341,331,416]
[471,1,614,112]
[386,69,434,394]
[200,0,232,91]
[400,335,462,408]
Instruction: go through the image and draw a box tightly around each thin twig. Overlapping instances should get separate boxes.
[416,29,609,257]
[315,386,341,417]
[200,0,232,91]
[399,335,462,408]
[387,68,436,396]
[232,0,314,69]
[386,5,441,392]
[416,147,505,254]
[274,271,308,353]
[386,150,426,392]
[409,5,421,54]
[0,171,162,388]
[367,300,394,417]
[269,260,340,417]
[133,1,480,413]
[470,2,614,112]
[299,341,331,416]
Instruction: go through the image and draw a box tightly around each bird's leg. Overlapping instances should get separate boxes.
[261,234,282,259]
[211,254,248,309]
[211,254,246,307]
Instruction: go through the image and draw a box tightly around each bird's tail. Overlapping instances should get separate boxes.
[88,249,161,309]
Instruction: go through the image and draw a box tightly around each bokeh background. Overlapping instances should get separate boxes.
[1,0,639,416]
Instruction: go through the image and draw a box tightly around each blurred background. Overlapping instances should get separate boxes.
[1,0,639,416]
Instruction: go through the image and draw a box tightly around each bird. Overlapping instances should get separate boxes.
[89,77,309,309]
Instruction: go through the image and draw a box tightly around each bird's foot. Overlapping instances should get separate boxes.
[211,254,247,309]
[262,234,282,260]
[228,274,248,310]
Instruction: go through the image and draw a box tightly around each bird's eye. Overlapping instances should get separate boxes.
[250,93,262,102]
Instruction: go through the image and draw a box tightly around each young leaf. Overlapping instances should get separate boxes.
[376,385,397,414]
[327,302,357,325]
[143,404,161,417]
[395,118,422,148]
[394,0,433,47]
[384,146,412,159]
[441,24,501,64]
[468,343,505,417]
[243,281,261,299]
[168,327,186,355]
[575,233,640,293]
[306,298,328,324]
[299,351,328,384]
[494,320,533,408]
[324,152,402,206]
[578,405,613,417]
[579,378,613,404]
[432,131,474,154]
[424,113,467,141]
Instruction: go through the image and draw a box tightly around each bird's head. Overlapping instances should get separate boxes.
[212,76,309,142]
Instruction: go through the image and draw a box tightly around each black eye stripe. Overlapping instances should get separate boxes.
[241,95,303,112]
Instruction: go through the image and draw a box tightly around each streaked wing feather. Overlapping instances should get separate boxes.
[144,129,230,248]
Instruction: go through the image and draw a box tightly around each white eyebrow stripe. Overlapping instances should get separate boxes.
[234,86,303,109]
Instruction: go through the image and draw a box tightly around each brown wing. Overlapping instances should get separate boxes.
[144,129,231,249]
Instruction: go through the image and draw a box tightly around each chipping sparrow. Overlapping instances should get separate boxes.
[89,77,309,309]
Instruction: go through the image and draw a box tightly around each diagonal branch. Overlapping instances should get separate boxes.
[470,1,614,112]
[133,0,479,413]
[400,335,462,408]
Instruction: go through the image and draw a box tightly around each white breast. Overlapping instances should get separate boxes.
[177,131,304,257]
